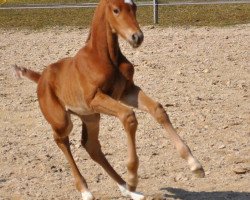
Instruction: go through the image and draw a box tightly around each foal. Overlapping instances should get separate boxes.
[14,0,204,199]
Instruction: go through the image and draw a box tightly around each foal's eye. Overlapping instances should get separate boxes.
[113,8,120,15]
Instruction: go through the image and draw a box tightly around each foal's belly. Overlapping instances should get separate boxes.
[62,89,94,116]
[65,104,94,115]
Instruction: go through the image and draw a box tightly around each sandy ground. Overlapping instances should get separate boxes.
[0,24,250,200]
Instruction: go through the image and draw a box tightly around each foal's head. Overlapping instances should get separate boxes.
[105,0,143,48]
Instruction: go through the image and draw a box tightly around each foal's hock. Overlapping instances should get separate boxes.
[14,0,204,199]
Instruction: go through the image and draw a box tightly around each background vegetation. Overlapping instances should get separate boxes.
[0,0,249,29]
[2,0,236,4]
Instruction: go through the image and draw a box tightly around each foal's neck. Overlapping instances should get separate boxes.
[87,1,120,66]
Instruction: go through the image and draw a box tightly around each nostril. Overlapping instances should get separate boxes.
[132,34,138,43]
[130,32,144,47]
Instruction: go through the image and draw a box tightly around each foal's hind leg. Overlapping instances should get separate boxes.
[121,86,205,177]
[38,89,94,200]
[53,133,94,200]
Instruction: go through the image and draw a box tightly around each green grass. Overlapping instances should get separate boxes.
[2,0,97,4]
[1,0,153,5]
[1,0,242,5]
[0,8,95,29]
[0,3,249,29]
[158,4,250,26]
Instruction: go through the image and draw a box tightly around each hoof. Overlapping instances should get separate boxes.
[118,184,145,200]
[81,191,94,200]
[192,167,205,178]
[130,191,145,200]
[188,158,205,178]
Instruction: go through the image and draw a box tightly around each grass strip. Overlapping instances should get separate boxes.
[0,4,249,29]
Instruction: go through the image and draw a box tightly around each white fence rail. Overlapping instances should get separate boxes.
[1,0,250,24]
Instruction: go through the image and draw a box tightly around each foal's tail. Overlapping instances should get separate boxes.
[13,64,41,84]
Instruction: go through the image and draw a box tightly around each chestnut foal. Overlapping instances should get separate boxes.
[14,0,204,199]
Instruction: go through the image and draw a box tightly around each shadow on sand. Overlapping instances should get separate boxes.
[160,187,250,200]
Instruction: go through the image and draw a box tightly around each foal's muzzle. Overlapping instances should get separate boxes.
[129,31,144,48]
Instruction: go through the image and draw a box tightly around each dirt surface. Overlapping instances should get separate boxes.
[0,25,250,200]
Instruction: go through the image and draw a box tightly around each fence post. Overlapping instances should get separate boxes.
[153,0,159,24]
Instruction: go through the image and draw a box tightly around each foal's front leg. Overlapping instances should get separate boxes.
[80,114,126,186]
[121,85,205,177]
[90,91,145,200]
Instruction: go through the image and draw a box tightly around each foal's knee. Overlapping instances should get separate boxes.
[120,110,138,133]
[153,103,170,125]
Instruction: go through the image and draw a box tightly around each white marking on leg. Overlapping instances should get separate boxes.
[118,184,130,196]
[187,156,202,171]
[125,0,134,5]
[81,191,94,200]
[188,157,205,177]
[118,184,145,200]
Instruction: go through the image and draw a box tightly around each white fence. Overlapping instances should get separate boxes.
[1,0,250,24]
